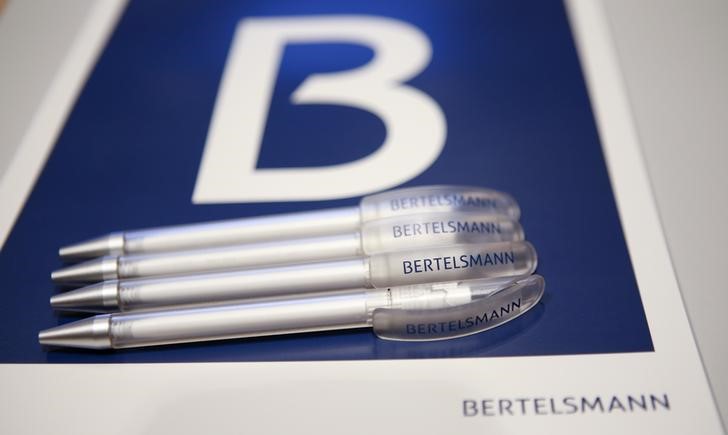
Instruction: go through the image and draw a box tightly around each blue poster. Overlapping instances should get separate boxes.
[0,0,652,362]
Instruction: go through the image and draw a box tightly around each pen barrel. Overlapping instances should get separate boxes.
[118,259,370,311]
[109,291,371,348]
[123,206,361,255]
[118,233,363,279]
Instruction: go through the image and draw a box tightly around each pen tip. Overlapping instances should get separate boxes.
[59,233,124,261]
[38,315,112,349]
[50,281,120,313]
[51,257,119,284]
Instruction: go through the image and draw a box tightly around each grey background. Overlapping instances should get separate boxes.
[0,0,726,427]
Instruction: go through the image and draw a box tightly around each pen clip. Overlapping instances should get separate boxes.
[372,275,544,341]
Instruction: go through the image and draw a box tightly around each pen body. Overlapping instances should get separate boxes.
[59,185,520,259]
[53,241,537,313]
[118,233,362,279]
[118,259,371,312]
[110,291,373,348]
[40,275,544,349]
[109,283,475,348]
[106,214,522,281]
[124,206,361,255]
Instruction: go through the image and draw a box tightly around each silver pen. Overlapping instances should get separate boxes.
[39,275,545,349]
[51,213,524,283]
[50,241,538,313]
[58,185,519,260]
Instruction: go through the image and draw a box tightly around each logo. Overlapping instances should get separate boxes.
[193,16,446,203]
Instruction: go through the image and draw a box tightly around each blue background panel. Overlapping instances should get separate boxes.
[0,0,653,362]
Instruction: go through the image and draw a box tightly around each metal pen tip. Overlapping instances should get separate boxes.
[50,281,120,313]
[51,257,120,284]
[58,233,125,261]
[38,315,112,349]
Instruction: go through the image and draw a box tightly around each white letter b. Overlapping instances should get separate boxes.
[193,15,446,203]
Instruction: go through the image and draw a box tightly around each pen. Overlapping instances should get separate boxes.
[51,213,524,283]
[50,241,537,313]
[39,275,545,349]
[58,185,520,260]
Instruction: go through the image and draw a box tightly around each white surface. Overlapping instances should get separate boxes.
[0,0,124,249]
[0,0,95,175]
[0,0,724,433]
[603,0,728,424]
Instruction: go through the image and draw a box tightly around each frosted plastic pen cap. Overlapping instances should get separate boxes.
[361,212,523,254]
[359,185,520,222]
[373,274,544,341]
[369,241,537,288]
